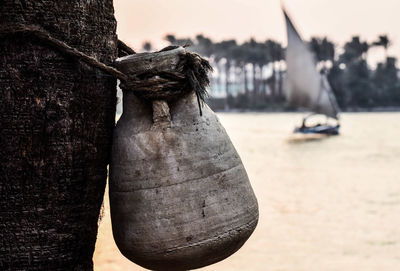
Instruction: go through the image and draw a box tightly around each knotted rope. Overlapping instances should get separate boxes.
[0,24,128,81]
[0,24,212,115]
[120,51,212,115]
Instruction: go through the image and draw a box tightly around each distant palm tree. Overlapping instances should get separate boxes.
[379,35,390,58]
[165,34,177,44]
[231,44,249,95]
[265,40,283,101]
[309,37,335,71]
[242,38,262,99]
[321,38,335,67]
[164,34,193,47]
[339,36,369,63]
[309,37,322,61]
[257,43,270,99]
[142,41,152,52]
[213,40,237,98]
[195,34,213,57]
[373,35,390,59]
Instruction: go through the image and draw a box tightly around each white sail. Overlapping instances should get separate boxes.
[283,9,339,119]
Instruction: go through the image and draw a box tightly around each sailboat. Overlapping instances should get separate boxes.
[283,8,340,135]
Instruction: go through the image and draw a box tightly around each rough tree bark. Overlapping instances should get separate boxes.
[0,1,117,270]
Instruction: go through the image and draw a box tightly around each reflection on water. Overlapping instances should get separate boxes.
[94,112,400,271]
[286,133,331,143]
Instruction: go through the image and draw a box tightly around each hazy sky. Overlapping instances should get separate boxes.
[114,0,399,62]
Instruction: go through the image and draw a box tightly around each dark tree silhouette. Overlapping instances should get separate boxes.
[265,39,284,101]
[195,34,214,57]
[142,41,152,52]
[231,44,249,95]
[373,35,390,59]
[165,34,177,44]
[213,40,237,97]
[309,37,335,70]
[164,32,400,111]
[242,38,262,100]
[164,34,193,47]
[339,36,369,63]
[372,57,400,105]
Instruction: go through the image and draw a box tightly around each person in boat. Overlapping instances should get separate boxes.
[300,118,307,129]
[300,115,321,130]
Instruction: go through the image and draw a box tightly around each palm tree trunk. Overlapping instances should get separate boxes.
[278,61,284,101]
[225,60,231,97]
[271,64,277,101]
[0,1,117,270]
[384,47,388,61]
[260,65,267,100]
[224,60,230,110]
[243,65,249,95]
[252,63,258,104]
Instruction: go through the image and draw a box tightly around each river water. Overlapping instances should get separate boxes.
[94,112,400,271]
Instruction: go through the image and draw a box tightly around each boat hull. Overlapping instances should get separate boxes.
[294,124,340,135]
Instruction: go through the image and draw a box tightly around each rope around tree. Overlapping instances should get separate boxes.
[0,24,213,115]
[0,24,128,81]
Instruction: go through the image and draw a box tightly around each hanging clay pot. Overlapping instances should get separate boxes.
[110,47,259,271]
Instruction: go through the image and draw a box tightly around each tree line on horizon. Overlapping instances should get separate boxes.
[142,34,400,111]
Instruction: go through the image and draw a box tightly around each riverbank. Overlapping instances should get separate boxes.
[207,96,400,113]
[210,106,400,113]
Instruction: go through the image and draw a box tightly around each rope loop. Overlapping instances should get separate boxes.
[0,23,129,81]
[0,24,213,115]
[117,48,213,115]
